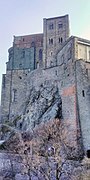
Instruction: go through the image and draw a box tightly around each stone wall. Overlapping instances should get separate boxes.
[7,34,43,71]
[76,60,90,153]
[43,15,69,68]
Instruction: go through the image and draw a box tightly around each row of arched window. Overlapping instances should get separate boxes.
[49,37,63,45]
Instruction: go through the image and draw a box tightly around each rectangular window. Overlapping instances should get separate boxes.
[82,90,85,97]
[49,24,53,30]
[58,23,63,29]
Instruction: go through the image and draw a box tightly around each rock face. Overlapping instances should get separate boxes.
[16,83,62,131]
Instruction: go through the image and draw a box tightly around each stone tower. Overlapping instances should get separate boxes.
[43,14,69,68]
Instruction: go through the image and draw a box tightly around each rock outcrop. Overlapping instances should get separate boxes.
[16,83,62,131]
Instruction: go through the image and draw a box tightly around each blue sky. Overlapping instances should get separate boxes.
[0,0,90,103]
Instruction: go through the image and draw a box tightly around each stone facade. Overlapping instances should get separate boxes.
[1,15,90,157]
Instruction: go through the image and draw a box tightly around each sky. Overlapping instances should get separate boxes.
[0,0,90,104]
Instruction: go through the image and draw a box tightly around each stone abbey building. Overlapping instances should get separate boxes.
[1,15,90,157]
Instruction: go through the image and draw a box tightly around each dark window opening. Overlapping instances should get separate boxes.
[22,50,25,58]
[55,70,57,76]
[20,122,22,129]
[27,110,29,113]
[86,69,88,76]
[24,150,27,155]
[49,38,53,45]
[59,38,60,43]
[87,150,90,158]
[49,23,54,30]
[51,38,53,44]
[39,49,42,60]
[31,41,35,47]
[49,39,51,44]
[51,52,53,56]
[61,37,63,43]
[23,38,24,42]
[58,23,63,29]
[59,37,63,44]
[82,90,85,97]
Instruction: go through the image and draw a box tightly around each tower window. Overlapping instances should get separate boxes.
[49,23,54,30]
[59,37,63,44]
[58,23,63,29]
[61,37,63,43]
[51,38,53,44]
[59,38,60,43]
[49,38,53,45]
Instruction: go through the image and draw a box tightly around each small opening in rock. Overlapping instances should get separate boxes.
[24,150,27,155]
[27,110,29,113]
[19,76,22,79]
[87,150,90,158]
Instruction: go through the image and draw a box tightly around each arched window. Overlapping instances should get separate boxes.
[49,38,53,45]
[59,38,60,43]
[61,37,63,43]
[59,37,63,44]
[49,39,51,44]
[39,49,42,61]
[51,38,53,44]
